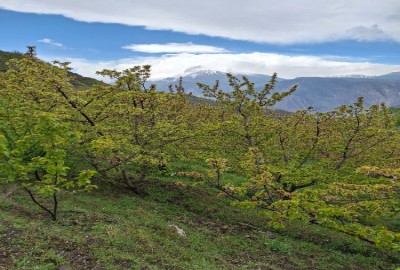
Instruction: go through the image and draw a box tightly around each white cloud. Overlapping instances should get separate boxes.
[37,38,63,47]
[42,52,400,81]
[2,0,400,44]
[122,43,228,53]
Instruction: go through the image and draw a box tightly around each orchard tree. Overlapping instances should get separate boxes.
[191,73,400,250]
[93,67,194,190]
[231,100,399,250]
[318,98,397,170]
[1,49,197,192]
[197,73,297,172]
[0,49,96,220]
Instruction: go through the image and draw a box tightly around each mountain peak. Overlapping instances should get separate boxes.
[182,66,226,78]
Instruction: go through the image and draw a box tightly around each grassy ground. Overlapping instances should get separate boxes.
[0,173,399,270]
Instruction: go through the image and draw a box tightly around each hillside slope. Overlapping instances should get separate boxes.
[0,50,100,88]
[1,177,399,269]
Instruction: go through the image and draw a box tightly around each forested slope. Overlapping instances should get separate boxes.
[0,49,399,270]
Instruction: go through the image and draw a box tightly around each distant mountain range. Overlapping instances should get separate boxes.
[152,70,400,112]
[332,72,400,80]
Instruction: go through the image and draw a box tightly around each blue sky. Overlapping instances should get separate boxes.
[1,1,400,79]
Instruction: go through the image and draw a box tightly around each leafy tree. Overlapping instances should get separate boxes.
[0,51,196,194]
[192,74,400,250]
[197,73,297,171]
[91,67,194,190]
[0,50,96,220]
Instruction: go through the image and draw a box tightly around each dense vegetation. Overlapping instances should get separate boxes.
[0,49,399,269]
[0,50,24,72]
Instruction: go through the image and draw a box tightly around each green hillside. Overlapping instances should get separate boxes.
[1,178,398,270]
[0,50,24,72]
[0,49,100,88]
[1,50,399,270]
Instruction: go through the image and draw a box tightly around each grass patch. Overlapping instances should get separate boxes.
[0,179,399,270]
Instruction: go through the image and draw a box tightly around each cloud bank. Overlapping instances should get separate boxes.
[2,0,400,44]
[47,52,400,81]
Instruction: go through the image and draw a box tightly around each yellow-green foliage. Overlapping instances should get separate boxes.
[193,76,400,251]
[0,54,96,220]
[0,50,399,250]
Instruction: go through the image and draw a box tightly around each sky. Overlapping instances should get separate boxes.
[1,0,400,80]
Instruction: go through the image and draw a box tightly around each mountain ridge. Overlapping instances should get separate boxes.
[152,69,400,112]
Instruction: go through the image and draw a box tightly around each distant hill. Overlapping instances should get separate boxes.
[152,70,400,112]
[373,72,400,80]
[0,49,100,88]
[0,50,24,72]
[274,77,400,111]
[68,72,101,88]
